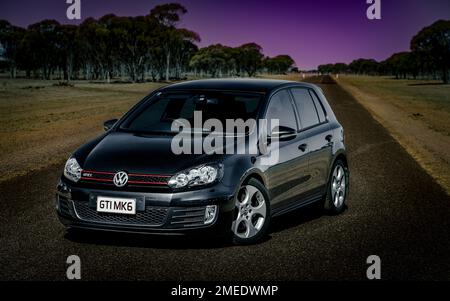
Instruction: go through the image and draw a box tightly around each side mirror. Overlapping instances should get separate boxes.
[268,126,297,142]
[103,119,118,131]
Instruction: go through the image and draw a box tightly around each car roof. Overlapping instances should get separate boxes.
[160,78,319,93]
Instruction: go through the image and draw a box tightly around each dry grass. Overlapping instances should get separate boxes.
[6,73,446,190]
[259,73,315,82]
[338,75,450,136]
[0,75,304,183]
[337,75,450,194]
[0,79,167,182]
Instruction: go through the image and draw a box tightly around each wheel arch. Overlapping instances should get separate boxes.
[241,169,267,187]
[327,151,349,184]
[334,152,348,168]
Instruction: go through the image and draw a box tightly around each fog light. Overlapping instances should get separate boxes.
[204,205,217,224]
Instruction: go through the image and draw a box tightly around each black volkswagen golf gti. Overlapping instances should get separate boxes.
[56,79,349,244]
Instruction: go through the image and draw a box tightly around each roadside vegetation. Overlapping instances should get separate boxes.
[0,3,296,83]
[316,18,450,194]
[318,20,450,84]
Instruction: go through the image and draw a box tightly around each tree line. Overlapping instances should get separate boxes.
[0,3,295,83]
[317,20,450,84]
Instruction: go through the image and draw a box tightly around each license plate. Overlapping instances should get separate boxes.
[96,196,136,215]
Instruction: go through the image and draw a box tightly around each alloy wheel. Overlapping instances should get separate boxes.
[232,185,267,239]
[331,164,346,208]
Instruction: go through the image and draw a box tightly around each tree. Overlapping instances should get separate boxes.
[190,44,234,77]
[318,63,334,74]
[27,20,61,80]
[235,43,264,77]
[16,29,40,77]
[383,52,418,79]
[150,3,190,81]
[349,58,380,75]
[264,55,295,74]
[317,63,348,74]
[0,3,307,82]
[169,28,200,79]
[78,17,109,80]
[57,24,78,82]
[411,20,450,84]
[0,20,25,78]
[332,63,349,74]
[109,16,154,82]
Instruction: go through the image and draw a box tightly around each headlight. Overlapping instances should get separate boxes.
[63,157,82,182]
[168,163,223,189]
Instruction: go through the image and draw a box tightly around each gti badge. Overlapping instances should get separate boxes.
[113,171,128,187]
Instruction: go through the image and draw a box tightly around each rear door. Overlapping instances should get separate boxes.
[289,88,333,197]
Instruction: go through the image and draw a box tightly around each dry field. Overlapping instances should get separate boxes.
[0,75,299,183]
[337,75,450,194]
[0,79,167,182]
[1,74,449,196]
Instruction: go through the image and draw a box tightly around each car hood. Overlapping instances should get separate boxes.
[79,132,224,175]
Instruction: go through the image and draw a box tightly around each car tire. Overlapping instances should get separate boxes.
[232,178,271,245]
[324,159,349,214]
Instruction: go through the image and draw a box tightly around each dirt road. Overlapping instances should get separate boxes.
[1,76,449,280]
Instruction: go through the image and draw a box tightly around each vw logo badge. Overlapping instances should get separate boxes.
[113,171,128,187]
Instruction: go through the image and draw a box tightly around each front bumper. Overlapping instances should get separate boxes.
[56,178,235,236]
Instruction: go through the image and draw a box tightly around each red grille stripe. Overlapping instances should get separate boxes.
[128,173,171,178]
[127,180,168,185]
[82,170,171,178]
[80,177,113,182]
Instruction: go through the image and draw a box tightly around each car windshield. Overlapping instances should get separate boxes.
[120,91,263,134]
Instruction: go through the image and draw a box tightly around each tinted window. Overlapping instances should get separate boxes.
[265,90,297,130]
[290,88,320,129]
[309,90,326,123]
[122,91,262,133]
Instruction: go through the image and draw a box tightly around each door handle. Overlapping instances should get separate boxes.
[298,143,307,152]
[325,134,333,142]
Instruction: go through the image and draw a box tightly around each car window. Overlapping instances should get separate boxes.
[265,89,297,131]
[290,88,320,129]
[122,91,262,133]
[309,90,327,123]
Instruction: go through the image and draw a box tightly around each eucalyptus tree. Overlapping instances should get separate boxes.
[264,55,295,74]
[0,20,25,78]
[235,43,264,77]
[27,19,61,80]
[411,19,450,83]
[150,3,189,81]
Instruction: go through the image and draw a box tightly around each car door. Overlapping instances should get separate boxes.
[290,88,333,197]
[262,89,311,211]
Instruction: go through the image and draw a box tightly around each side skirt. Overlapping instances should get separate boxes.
[271,191,325,218]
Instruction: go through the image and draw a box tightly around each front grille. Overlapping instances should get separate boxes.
[80,170,170,186]
[73,202,169,226]
[127,174,168,185]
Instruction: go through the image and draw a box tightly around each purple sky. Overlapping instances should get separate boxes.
[1,0,449,69]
